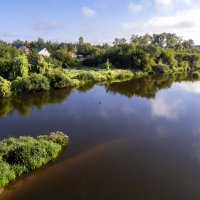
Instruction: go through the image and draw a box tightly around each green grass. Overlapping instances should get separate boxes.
[0,132,68,188]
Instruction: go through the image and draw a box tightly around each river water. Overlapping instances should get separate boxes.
[1,76,200,200]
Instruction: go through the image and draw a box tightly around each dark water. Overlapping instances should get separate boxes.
[1,76,200,200]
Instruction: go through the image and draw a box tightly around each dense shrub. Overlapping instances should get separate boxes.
[51,49,78,68]
[46,70,76,88]
[76,71,98,82]
[0,132,68,188]
[0,76,11,97]
[152,63,170,74]
[192,71,200,79]
[29,55,49,74]
[22,73,50,92]
[11,77,24,93]
[8,55,29,80]
[0,161,15,188]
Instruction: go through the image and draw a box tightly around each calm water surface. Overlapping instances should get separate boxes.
[1,76,200,200]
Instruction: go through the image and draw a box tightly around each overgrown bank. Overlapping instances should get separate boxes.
[1,68,136,97]
[0,132,68,189]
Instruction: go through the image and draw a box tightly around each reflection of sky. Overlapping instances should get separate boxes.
[150,97,184,120]
[178,81,200,94]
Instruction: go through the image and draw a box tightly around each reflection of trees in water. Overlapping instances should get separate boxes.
[0,88,74,118]
[77,83,95,93]
[0,74,189,118]
[106,73,188,99]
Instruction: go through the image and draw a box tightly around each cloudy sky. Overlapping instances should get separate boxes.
[0,0,200,44]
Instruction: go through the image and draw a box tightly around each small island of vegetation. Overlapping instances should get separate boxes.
[1,32,200,98]
[0,132,68,190]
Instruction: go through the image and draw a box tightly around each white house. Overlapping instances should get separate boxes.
[37,48,51,57]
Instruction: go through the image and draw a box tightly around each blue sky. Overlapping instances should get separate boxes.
[0,0,200,44]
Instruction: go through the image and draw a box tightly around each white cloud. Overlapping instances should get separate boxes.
[129,1,143,14]
[81,7,96,17]
[151,97,184,120]
[122,8,200,43]
[155,0,194,11]
[155,0,173,10]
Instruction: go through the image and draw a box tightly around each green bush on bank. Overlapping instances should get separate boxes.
[0,76,11,97]
[22,73,50,92]
[46,69,77,88]
[0,132,68,188]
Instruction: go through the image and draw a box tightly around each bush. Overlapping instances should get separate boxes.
[76,72,98,82]
[8,55,29,80]
[0,76,11,97]
[22,73,50,92]
[192,71,200,79]
[0,132,68,188]
[11,77,24,93]
[0,162,15,188]
[46,70,76,88]
[152,63,170,74]
[51,49,78,68]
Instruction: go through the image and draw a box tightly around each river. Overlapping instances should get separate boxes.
[1,75,200,200]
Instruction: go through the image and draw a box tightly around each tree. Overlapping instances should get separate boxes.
[9,55,29,80]
[183,39,195,49]
[113,38,127,46]
[79,37,84,45]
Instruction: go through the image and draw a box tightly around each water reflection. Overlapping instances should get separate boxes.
[106,73,188,99]
[0,74,189,119]
[150,97,184,120]
[179,81,200,94]
[0,88,74,119]
[1,74,200,200]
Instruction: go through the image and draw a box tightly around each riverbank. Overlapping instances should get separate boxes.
[0,132,68,190]
[1,67,199,99]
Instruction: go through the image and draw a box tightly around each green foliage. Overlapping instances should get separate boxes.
[46,69,76,88]
[192,71,200,79]
[22,73,50,92]
[11,77,24,93]
[51,49,78,68]
[29,54,49,74]
[0,33,199,98]
[0,161,16,188]
[0,76,11,97]
[0,132,68,188]
[152,63,170,74]
[105,59,111,70]
[8,55,29,80]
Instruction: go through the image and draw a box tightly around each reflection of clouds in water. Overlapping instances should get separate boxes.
[178,82,200,94]
[151,97,184,120]
[156,125,168,137]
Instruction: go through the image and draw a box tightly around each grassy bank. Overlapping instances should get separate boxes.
[1,68,137,97]
[0,132,68,189]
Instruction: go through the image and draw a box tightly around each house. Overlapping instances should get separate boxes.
[37,48,50,57]
[68,51,77,58]
[14,44,31,55]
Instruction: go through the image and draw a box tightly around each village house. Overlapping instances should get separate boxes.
[37,48,51,57]
[67,51,77,58]
[14,44,31,55]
